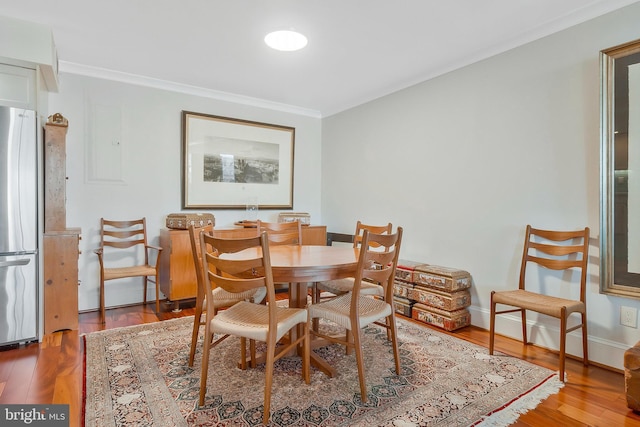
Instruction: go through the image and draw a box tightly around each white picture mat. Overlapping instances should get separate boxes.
[183,112,294,209]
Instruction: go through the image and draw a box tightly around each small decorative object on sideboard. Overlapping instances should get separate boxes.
[166,213,215,230]
[278,212,311,225]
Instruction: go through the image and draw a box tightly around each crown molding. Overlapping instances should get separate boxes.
[58,61,322,119]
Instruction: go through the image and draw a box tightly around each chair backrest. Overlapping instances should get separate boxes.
[99,218,149,264]
[352,227,403,304]
[257,220,302,246]
[188,223,214,300]
[200,231,277,320]
[519,225,590,302]
[353,221,393,250]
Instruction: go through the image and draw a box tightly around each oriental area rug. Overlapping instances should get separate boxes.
[83,315,562,427]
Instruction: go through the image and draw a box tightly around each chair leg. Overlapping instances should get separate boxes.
[581,312,589,367]
[263,337,276,425]
[302,321,311,384]
[345,329,352,355]
[312,283,320,332]
[250,339,257,369]
[100,278,106,325]
[154,275,160,314]
[198,326,213,407]
[521,309,528,345]
[240,337,247,370]
[352,326,368,402]
[489,292,495,355]
[388,313,401,375]
[188,299,203,366]
[311,282,318,304]
[559,308,567,382]
[143,277,148,306]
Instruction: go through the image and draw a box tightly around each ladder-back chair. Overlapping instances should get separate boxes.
[489,225,590,382]
[94,218,162,324]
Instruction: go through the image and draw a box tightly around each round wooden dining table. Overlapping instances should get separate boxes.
[221,244,359,376]
[222,244,359,308]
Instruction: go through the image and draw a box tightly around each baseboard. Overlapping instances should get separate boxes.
[469,305,629,372]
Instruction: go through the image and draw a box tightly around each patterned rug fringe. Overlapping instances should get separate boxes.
[474,374,564,426]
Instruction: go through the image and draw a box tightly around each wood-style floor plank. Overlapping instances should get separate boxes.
[0,300,639,427]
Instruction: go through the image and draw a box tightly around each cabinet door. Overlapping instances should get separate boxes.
[43,233,79,334]
[0,64,36,109]
[159,229,197,301]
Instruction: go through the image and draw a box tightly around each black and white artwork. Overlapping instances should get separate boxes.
[182,111,294,209]
[202,138,279,184]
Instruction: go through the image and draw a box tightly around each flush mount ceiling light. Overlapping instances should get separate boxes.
[264,30,308,51]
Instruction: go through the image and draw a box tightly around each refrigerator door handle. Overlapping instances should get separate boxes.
[0,259,31,268]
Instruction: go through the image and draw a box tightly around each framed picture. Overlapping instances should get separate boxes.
[181,111,295,209]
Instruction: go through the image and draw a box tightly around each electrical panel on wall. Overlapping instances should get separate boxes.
[87,103,124,183]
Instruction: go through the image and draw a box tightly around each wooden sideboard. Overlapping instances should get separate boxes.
[159,225,327,302]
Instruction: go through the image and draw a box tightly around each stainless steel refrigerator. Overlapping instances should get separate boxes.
[0,106,38,346]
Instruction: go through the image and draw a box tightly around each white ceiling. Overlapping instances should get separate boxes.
[1,0,638,117]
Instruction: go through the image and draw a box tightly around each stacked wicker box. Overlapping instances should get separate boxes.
[409,265,472,331]
[392,260,423,317]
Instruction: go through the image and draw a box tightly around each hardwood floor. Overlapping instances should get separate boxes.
[1,299,639,427]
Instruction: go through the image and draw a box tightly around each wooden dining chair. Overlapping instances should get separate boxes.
[308,227,403,403]
[314,221,393,302]
[198,231,310,425]
[94,218,162,324]
[257,220,302,292]
[186,224,266,367]
[256,220,302,245]
[489,225,590,382]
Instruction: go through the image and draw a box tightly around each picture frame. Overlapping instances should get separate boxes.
[181,111,295,209]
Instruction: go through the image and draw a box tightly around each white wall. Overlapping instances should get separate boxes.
[48,74,321,313]
[321,3,640,371]
[45,2,640,371]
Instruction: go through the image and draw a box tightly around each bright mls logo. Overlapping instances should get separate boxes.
[1,405,68,426]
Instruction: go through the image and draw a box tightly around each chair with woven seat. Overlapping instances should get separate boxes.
[94,218,162,324]
[198,231,310,425]
[187,224,266,367]
[257,220,302,293]
[257,220,302,246]
[489,225,590,382]
[314,221,393,302]
[309,226,403,403]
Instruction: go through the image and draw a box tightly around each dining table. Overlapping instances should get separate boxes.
[221,244,359,377]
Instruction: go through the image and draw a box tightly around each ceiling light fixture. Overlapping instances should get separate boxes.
[264,30,308,52]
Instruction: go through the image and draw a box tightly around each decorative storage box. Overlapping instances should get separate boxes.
[413,265,472,292]
[395,260,426,283]
[408,286,471,311]
[393,279,414,299]
[393,296,413,317]
[166,213,215,230]
[412,304,471,331]
[278,212,311,225]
